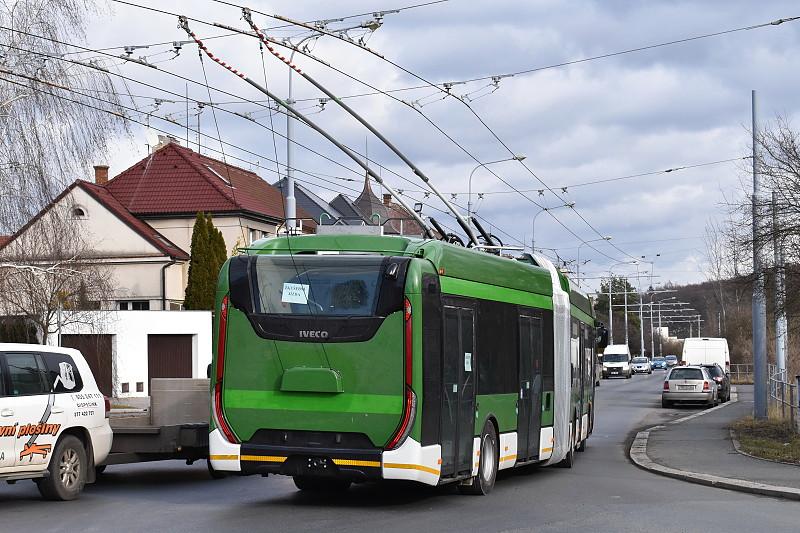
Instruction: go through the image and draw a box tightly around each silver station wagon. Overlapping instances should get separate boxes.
[662,365,718,408]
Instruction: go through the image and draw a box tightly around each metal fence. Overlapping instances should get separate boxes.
[768,363,800,432]
[729,363,754,384]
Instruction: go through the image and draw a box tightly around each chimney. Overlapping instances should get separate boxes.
[94,165,109,185]
[383,193,392,206]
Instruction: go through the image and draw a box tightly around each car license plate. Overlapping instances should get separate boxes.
[678,385,694,391]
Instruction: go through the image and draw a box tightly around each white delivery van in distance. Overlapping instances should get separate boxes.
[681,337,730,374]
[602,344,632,379]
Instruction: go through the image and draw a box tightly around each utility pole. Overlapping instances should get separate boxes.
[623,281,629,347]
[608,276,613,344]
[649,299,655,358]
[658,306,663,356]
[285,35,317,231]
[772,191,787,372]
[637,267,645,356]
[752,89,768,420]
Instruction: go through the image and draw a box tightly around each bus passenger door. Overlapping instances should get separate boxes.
[518,315,543,461]
[441,304,475,478]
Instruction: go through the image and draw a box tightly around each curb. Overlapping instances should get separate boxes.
[629,389,800,501]
[729,428,800,468]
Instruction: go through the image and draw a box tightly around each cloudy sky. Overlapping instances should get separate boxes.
[83,0,800,294]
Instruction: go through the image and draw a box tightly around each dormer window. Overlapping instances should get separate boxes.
[71,206,87,219]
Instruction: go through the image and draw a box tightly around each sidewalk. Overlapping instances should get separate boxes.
[630,385,800,500]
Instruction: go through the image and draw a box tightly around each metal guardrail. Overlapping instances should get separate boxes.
[729,363,754,384]
[768,363,800,432]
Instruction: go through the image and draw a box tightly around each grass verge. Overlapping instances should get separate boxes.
[731,416,800,464]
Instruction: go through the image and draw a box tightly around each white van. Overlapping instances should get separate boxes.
[0,344,113,500]
[682,338,730,374]
[602,344,632,379]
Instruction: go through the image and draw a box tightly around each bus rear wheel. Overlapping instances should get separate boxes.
[459,420,498,495]
[293,476,351,492]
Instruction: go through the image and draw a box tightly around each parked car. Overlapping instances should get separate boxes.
[701,363,730,402]
[682,337,731,374]
[0,344,113,500]
[631,356,652,374]
[665,354,679,367]
[652,356,668,370]
[662,365,718,408]
[602,344,632,379]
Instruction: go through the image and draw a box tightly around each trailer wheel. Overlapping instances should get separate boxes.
[36,435,87,501]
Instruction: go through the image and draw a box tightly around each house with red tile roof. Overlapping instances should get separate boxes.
[0,138,312,311]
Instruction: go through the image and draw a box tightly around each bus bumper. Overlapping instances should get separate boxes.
[208,428,242,472]
[382,437,441,486]
[238,443,383,482]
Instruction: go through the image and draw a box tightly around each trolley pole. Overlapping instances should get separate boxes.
[752,89,768,420]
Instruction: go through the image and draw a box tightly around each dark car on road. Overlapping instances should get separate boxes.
[701,363,730,402]
[652,356,668,370]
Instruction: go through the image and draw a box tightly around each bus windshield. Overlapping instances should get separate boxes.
[604,353,628,362]
[252,255,387,316]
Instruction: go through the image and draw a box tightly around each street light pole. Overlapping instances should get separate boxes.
[577,236,611,288]
[531,202,575,253]
[467,155,525,230]
[607,260,636,344]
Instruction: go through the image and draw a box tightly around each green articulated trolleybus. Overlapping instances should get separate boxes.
[208,232,598,494]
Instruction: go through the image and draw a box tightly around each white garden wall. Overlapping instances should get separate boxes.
[47,310,212,398]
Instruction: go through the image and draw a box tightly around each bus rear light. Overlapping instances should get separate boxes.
[385,296,416,450]
[386,386,416,450]
[404,297,413,386]
[214,295,238,444]
[103,396,111,418]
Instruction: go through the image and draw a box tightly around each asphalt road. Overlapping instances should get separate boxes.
[3,372,800,532]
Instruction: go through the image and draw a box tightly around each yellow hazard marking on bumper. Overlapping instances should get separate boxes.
[208,454,238,461]
[499,454,517,462]
[541,447,553,453]
[240,455,287,463]
[383,462,440,476]
[332,459,381,468]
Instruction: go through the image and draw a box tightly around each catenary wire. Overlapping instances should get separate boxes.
[104,1,626,262]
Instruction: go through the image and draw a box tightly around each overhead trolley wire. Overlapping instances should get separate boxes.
[208,0,636,261]
[113,0,611,258]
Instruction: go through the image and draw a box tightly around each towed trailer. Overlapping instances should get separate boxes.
[101,378,210,469]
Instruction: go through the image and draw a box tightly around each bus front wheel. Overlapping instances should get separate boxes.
[459,420,498,495]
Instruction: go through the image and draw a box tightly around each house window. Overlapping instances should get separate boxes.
[118,300,150,311]
[71,206,87,219]
[261,231,269,239]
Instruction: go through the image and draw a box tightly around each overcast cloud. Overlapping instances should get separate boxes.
[85,0,800,294]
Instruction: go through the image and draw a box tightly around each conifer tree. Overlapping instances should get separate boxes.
[184,212,209,309]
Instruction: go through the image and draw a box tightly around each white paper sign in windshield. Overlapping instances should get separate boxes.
[281,283,310,304]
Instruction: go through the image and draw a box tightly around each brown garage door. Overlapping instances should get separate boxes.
[147,334,193,393]
[60,334,113,397]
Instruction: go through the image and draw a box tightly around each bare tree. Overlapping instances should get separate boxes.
[0,0,126,233]
[0,201,115,343]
